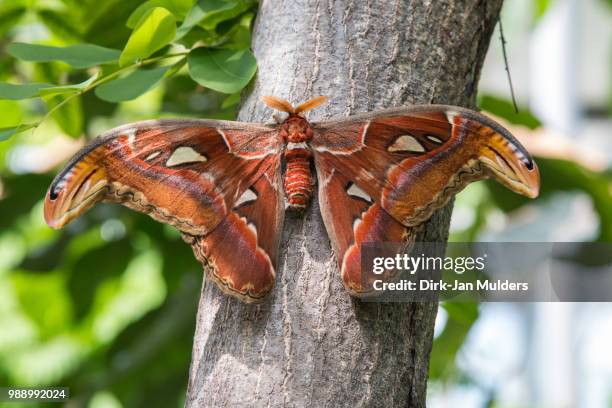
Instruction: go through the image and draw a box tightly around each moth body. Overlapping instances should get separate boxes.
[279,113,315,210]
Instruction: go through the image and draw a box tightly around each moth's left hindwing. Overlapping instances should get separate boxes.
[44,119,284,302]
[312,106,540,296]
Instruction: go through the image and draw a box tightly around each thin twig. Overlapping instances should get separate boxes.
[498,13,519,114]
[38,51,190,130]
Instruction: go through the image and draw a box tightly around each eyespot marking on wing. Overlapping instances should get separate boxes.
[235,188,258,207]
[388,135,426,153]
[347,182,373,203]
[166,146,207,167]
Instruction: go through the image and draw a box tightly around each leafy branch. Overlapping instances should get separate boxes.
[0,0,258,141]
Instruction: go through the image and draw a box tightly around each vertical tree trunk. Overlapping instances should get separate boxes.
[186,1,502,407]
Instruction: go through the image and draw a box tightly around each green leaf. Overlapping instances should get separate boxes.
[0,82,52,100]
[175,0,252,39]
[220,12,253,50]
[535,0,555,21]
[165,57,187,76]
[0,124,37,142]
[82,0,145,49]
[0,76,98,100]
[0,100,22,128]
[95,66,170,102]
[174,3,203,40]
[187,47,256,94]
[8,43,121,68]
[200,0,252,30]
[221,92,240,109]
[119,7,176,67]
[38,74,98,97]
[477,94,542,130]
[127,0,193,28]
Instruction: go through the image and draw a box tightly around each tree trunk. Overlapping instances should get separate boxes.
[185,1,502,407]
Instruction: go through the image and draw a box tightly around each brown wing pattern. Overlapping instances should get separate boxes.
[186,163,284,301]
[315,165,415,294]
[312,105,539,295]
[44,119,284,302]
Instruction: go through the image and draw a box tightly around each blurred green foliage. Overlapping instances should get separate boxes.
[534,0,554,21]
[536,0,612,21]
[0,0,256,406]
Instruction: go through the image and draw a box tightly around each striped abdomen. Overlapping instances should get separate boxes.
[284,147,313,210]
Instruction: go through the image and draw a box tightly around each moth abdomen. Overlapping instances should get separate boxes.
[284,148,313,210]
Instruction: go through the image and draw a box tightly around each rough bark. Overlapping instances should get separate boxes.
[186,1,502,407]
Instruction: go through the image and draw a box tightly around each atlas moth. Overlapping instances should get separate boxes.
[45,96,539,302]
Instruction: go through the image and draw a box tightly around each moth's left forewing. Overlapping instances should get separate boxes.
[44,120,280,235]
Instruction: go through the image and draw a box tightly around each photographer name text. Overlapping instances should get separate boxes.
[373,279,529,292]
